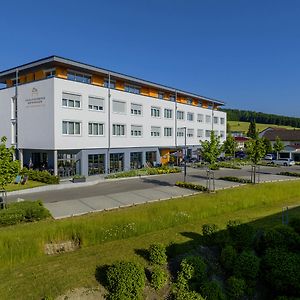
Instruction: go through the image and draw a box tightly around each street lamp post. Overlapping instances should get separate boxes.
[183,127,187,182]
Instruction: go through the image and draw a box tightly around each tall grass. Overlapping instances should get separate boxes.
[0,181,300,269]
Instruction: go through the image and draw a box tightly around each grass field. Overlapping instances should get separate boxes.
[3,180,46,192]
[228,120,298,133]
[1,181,300,299]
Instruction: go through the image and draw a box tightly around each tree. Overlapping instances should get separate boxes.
[223,134,238,157]
[226,122,231,134]
[247,120,258,139]
[273,136,284,159]
[262,137,273,154]
[0,136,20,189]
[200,131,223,166]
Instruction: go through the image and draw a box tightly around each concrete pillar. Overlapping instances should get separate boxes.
[19,149,23,169]
[54,150,58,176]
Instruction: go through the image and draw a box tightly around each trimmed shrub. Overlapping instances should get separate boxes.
[150,265,168,290]
[0,200,51,226]
[278,171,300,177]
[220,245,237,273]
[200,280,225,300]
[234,251,260,280]
[175,181,208,192]
[227,221,255,250]
[226,276,246,299]
[21,167,59,184]
[148,243,167,265]
[106,261,145,300]
[263,248,300,295]
[219,176,251,184]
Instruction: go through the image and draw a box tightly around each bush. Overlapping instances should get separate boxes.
[220,245,237,273]
[290,218,300,235]
[202,223,219,244]
[278,171,300,177]
[150,265,168,290]
[21,167,59,184]
[200,280,225,300]
[174,289,205,300]
[148,243,167,265]
[234,250,260,280]
[227,276,246,299]
[219,176,251,184]
[175,181,208,192]
[106,261,145,300]
[227,220,255,250]
[0,200,51,226]
[263,248,300,295]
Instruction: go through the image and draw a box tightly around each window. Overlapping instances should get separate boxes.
[131,125,142,136]
[112,124,126,136]
[130,152,143,169]
[197,100,202,107]
[164,127,172,137]
[151,126,161,137]
[205,115,211,123]
[104,78,116,89]
[187,98,193,105]
[158,92,164,99]
[88,122,104,136]
[205,130,211,138]
[62,121,81,135]
[169,94,176,101]
[151,106,161,117]
[88,96,104,111]
[45,69,56,78]
[177,128,185,137]
[110,153,124,172]
[220,131,225,138]
[214,130,219,136]
[62,92,81,108]
[124,84,140,94]
[112,100,126,113]
[214,116,219,124]
[220,117,225,125]
[164,108,173,119]
[197,129,204,137]
[187,112,194,121]
[197,114,204,122]
[88,154,105,175]
[177,110,184,120]
[67,71,91,84]
[131,103,142,115]
[187,129,194,137]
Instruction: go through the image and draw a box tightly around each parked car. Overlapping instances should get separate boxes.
[235,151,247,159]
[264,154,275,161]
[272,158,295,166]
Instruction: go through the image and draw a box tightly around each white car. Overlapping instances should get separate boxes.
[272,158,295,166]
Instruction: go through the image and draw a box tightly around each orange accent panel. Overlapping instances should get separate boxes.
[6,79,13,87]
[213,104,219,110]
[26,73,34,82]
[19,76,26,84]
[35,70,45,80]
[164,93,170,100]
[116,81,124,90]
[160,149,170,165]
[149,88,158,98]
[141,87,149,96]
[56,67,67,79]
[192,99,198,106]
[202,101,208,108]
[91,75,104,86]
[177,96,187,104]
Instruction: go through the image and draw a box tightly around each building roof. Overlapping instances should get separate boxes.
[235,136,249,142]
[261,128,300,141]
[0,55,225,105]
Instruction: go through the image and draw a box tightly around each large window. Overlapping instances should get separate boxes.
[131,103,142,115]
[169,94,176,101]
[88,154,105,175]
[205,115,211,123]
[187,112,194,121]
[62,121,81,135]
[197,129,204,137]
[130,152,143,169]
[88,122,104,136]
[177,111,184,120]
[158,92,164,99]
[110,153,124,173]
[164,108,173,119]
[124,84,140,94]
[57,153,77,178]
[88,96,104,111]
[67,71,91,84]
[113,124,126,136]
[187,129,194,137]
[112,100,126,113]
[197,114,204,123]
[62,92,81,108]
[164,127,172,137]
[104,78,116,89]
[45,69,56,78]
[151,107,161,117]
[131,125,142,137]
[151,126,161,137]
[146,151,157,165]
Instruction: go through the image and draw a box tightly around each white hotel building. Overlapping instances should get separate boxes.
[0,56,226,177]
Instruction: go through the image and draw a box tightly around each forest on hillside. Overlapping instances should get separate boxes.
[223,109,300,128]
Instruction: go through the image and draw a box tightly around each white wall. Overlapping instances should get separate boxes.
[0,87,14,145]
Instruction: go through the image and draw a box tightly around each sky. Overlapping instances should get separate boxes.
[1,0,300,117]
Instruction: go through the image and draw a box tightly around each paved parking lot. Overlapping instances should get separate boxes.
[8,165,300,219]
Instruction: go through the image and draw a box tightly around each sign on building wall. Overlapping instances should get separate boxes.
[24,88,46,108]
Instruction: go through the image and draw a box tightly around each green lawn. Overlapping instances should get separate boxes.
[228,120,299,133]
[1,181,300,299]
[4,180,46,192]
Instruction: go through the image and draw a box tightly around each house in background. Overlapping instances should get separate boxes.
[259,127,300,161]
[234,136,249,150]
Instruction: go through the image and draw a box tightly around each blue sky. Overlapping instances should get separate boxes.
[1,0,300,116]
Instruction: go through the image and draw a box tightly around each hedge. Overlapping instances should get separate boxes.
[175,181,208,192]
[219,176,252,184]
[21,167,59,184]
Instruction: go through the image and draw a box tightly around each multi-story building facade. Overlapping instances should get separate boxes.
[0,56,226,177]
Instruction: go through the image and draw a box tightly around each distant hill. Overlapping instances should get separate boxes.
[223,108,300,128]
